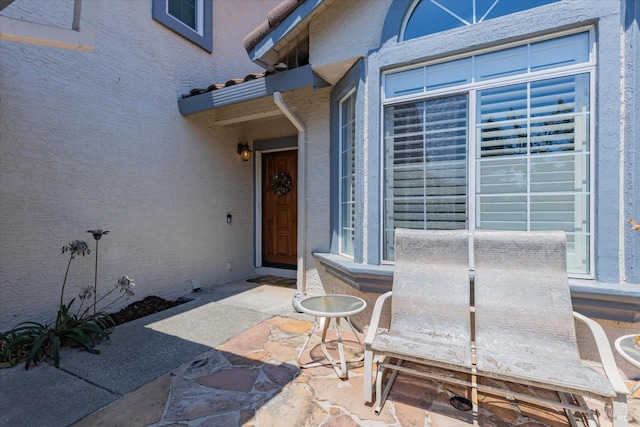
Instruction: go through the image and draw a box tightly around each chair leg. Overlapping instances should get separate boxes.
[364,349,374,404]
[611,394,629,427]
[375,360,385,414]
[374,358,402,415]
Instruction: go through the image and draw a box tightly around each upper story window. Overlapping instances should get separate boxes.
[169,0,200,31]
[152,0,212,53]
[403,0,560,41]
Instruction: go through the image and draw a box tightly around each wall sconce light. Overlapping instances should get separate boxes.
[237,142,252,161]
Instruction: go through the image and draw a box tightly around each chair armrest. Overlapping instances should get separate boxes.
[573,311,629,395]
[364,291,392,347]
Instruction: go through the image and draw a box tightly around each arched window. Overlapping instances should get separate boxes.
[403,0,560,41]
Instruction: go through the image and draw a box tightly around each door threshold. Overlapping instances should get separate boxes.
[255,266,297,279]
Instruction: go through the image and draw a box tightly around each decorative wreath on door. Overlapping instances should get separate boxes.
[271,172,292,196]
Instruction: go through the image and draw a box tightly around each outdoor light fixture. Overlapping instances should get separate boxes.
[237,142,251,161]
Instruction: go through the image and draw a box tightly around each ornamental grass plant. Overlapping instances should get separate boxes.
[0,233,134,370]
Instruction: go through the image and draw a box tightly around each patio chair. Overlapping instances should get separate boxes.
[473,230,629,426]
[363,228,472,412]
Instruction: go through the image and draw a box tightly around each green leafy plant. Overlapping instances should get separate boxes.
[0,235,134,369]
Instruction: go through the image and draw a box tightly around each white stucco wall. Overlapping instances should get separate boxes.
[207,83,332,298]
[291,87,332,297]
[0,0,281,330]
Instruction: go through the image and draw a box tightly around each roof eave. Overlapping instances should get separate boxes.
[245,0,327,71]
[177,64,330,116]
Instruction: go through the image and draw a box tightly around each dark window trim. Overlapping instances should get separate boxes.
[152,0,212,53]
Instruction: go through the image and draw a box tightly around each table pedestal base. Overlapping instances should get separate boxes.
[297,316,364,378]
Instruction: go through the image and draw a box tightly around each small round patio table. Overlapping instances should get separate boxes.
[296,294,366,379]
[614,334,640,395]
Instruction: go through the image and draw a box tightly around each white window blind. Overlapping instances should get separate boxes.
[476,74,591,273]
[382,31,593,274]
[340,93,356,256]
[383,95,468,260]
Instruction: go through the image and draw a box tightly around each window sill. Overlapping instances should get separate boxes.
[569,279,640,323]
[312,252,393,293]
[313,252,640,323]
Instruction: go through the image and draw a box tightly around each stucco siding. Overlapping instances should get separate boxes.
[292,0,638,384]
[361,0,639,287]
[309,0,391,84]
[302,0,640,282]
[201,85,333,297]
[622,0,640,284]
[1,0,74,28]
[0,0,281,330]
[301,87,332,297]
[271,88,333,297]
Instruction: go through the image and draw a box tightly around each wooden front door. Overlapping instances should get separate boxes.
[262,150,297,268]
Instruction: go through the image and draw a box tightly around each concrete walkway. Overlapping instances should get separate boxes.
[0,280,303,426]
[1,280,638,426]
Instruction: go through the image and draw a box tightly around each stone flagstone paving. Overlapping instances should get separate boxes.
[74,316,639,427]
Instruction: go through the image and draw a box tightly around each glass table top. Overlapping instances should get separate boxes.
[298,295,366,318]
[616,335,640,369]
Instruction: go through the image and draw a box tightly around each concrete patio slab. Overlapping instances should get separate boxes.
[60,299,272,396]
[0,362,115,427]
[1,280,638,427]
[75,315,640,427]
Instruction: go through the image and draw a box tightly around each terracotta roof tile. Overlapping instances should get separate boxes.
[242,0,304,52]
[181,72,272,99]
[182,0,305,100]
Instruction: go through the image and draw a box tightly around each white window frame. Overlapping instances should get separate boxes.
[339,89,357,258]
[380,27,596,278]
[167,0,205,36]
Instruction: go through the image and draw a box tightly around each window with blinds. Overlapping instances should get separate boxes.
[476,74,590,273]
[383,96,468,260]
[339,92,356,256]
[382,31,593,275]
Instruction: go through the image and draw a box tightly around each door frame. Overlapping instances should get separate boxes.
[254,145,299,269]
